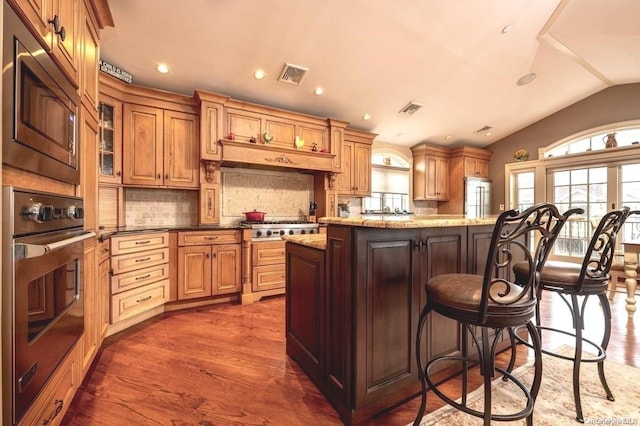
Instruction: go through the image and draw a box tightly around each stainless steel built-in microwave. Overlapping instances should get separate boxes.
[2,3,81,184]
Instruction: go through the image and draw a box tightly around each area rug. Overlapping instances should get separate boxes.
[413,346,640,425]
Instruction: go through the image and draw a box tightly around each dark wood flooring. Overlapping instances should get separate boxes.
[62,289,640,425]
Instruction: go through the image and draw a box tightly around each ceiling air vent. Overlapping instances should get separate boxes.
[278,63,309,85]
[398,101,423,115]
[474,125,494,134]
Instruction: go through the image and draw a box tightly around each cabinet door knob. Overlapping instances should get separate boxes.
[157,173,161,179]
[165,174,169,180]
[116,171,121,177]
[48,15,60,32]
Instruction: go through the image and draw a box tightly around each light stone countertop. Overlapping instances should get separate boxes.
[282,234,327,250]
[318,215,499,228]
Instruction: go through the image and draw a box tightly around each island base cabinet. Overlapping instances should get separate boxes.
[285,243,325,386]
[288,224,491,426]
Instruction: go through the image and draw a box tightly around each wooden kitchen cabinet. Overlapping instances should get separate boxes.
[439,146,493,215]
[285,242,325,387]
[79,0,100,113]
[449,146,492,178]
[98,96,123,184]
[337,129,374,196]
[177,231,242,300]
[98,238,110,339]
[122,104,199,188]
[287,224,467,425]
[18,342,79,426]
[50,0,80,85]
[109,232,170,324]
[10,0,81,87]
[122,105,198,187]
[411,144,450,201]
[251,241,286,293]
[122,103,162,185]
[81,241,98,372]
[223,101,330,152]
[195,91,228,161]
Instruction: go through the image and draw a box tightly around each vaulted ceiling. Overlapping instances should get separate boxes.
[100,0,640,148]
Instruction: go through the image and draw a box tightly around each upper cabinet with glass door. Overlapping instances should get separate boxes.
[98,96,122,184]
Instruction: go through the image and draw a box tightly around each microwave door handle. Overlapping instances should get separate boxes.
[14,231,96,260]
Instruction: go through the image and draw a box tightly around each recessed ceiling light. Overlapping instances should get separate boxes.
[156,64,169,74]
[485,132,493,136]
[445,135,453,140]
[517,72,537,86]
[314,87,324,95]
[362,113,371,120]
[501,24,513,34]
[254,69,266,80]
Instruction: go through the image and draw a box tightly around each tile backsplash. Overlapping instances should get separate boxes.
[122,168,315,228]
[125,188,198,227]
[221,167,314,225]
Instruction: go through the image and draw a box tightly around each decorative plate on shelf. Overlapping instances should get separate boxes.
[514,149,529,161]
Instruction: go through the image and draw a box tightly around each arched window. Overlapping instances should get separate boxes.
[543,124,640,158]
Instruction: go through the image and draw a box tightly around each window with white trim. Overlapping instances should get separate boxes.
[505,122,640,261]
[513,171,535,211]
[551,167,607,257]
[363,151,411,213]
[620,164,640,241]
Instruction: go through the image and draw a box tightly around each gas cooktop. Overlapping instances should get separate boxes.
[241,220,315,226]
[241,220,319,240]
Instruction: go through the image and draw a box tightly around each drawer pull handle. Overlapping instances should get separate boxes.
[135,240,151,245]
[135,274,151,281]
[42,399,63,425]
[136,295,152,303]
[204,236,218,240]
[135,257,151,263]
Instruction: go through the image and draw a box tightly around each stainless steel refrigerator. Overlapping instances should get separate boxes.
[465,177,492,218]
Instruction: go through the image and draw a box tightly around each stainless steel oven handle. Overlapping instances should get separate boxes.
[14,231,97,260]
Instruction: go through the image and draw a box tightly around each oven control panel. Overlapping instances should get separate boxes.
[6,187,85,236]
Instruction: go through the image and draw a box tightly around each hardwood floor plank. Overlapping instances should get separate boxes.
[63,290,639,425]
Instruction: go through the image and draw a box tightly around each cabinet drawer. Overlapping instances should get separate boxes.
[111,263,170,294]
[111,232,169,255]
[252,241,285,266]
[20,345,78,426]
[111,279,169,323]
[178,230,240,246]
[252,264,285,292]
[98,238,110,263]
[111,248,169,275]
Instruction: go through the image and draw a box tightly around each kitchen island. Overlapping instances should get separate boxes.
[285,216,503,426]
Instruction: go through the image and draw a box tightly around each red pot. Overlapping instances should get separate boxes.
[244,210,267,221]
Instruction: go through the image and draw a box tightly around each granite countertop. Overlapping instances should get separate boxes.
[318,215,499,228]
[98,224,242,239]
[282,234,327,250]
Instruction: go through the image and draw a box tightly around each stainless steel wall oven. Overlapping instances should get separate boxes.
[2,3,80,184]
[2,187,95,424]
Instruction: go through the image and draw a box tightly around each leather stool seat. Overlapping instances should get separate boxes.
[513,260,610,295]
[428,273,536,327]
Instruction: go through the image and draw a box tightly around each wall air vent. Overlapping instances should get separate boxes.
[398,101,423,115]
[278,63,309,85]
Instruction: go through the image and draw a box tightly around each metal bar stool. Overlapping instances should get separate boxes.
[413,204,582,426]
[509,207,634,423]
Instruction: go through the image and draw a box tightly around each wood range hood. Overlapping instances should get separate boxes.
[218,139,337,174]
[196,90,346,177]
